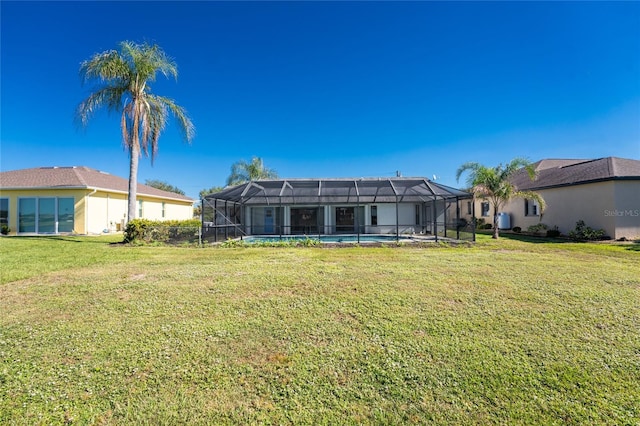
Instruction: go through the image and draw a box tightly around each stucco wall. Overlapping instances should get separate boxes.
[502,180,639,239]
[86,192,128,234]
[0,188,87,235]
[369,203,418,234]
[612,180,640,239]
[0,188,194,235]
[137,197,193,222]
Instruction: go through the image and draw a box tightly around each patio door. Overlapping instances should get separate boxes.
[264,207,274,233]
[335,207,364,233]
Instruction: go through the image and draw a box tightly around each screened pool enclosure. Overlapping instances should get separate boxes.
[202,178,475,242]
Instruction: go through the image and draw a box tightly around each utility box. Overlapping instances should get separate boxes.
[497,212,511,230]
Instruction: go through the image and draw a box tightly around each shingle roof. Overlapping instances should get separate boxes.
[511,157,640,190]
[0,166,193,202]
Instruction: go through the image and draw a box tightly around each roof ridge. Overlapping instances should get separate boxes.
[559,158,603,169]
[73,166,88,186]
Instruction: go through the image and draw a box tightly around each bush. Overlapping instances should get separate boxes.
[527,223,548,234]
[546,226,560,238]
[568,220,607,241]
[1,224,10,235]
[473,217,485,228]
[512,226,521,233]
[124,219,201,244]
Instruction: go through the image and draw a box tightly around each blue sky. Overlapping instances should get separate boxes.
[2,1,639,199]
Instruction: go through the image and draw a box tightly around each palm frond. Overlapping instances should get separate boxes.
[75,86,127,127]
[79,50,130,84]
[153,95,195,142]
[455,162,482,186]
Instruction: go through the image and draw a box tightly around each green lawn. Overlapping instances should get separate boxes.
[1,236,638,424]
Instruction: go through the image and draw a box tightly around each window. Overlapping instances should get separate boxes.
[38,198,56,233]
[18,197,74,234]
[18,198,36,232]
[0,198,8,228]
[371,206,377,226]
[58,198,74,232]
[161,202,166,219]
[415,205,421,225]
[524,199,539,216]
[138,200,143,218]
[467,201,472,215]
[481,202,490,217]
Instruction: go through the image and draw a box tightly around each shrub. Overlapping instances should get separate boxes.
[568,220,607,241]
[1,224,10,235]
[473,217,485,228]
[512,226,521,233]
[124,219,201,244]
[546,226,561,238]
[527,223,548,234]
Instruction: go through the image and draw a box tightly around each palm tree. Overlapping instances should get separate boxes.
[76,41,195,222]
[456,158,545,239]
[226,157,278,186]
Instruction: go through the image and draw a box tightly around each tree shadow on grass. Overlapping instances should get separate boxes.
[625,242,640,252]
[482,231,572,244]
[8,236,118,244]
[489,231,640,251]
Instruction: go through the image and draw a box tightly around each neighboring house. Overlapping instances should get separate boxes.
[202,177,473,241]
[0,166,194,235]
[461,157,640,240]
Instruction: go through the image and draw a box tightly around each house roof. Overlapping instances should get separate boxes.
[511,157,640,190]
[205,177,471,205]
[0,166,193,202]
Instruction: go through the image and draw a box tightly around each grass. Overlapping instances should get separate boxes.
[1,235,638,424]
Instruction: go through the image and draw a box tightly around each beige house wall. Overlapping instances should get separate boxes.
[137,196,194,222]
[457,180,639,239]
[86,191,128,234]
[612,180,640,239]
[0,188,194,236]
[460,199,495,225]
[0,188,88,235]
[502,180,639,239]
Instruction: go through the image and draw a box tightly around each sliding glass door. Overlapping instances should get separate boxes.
[18,197,74,234]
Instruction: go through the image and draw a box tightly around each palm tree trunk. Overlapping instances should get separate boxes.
[493,214,499,239]
[128,146,139,223]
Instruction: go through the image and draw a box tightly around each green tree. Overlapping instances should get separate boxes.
[199,186,224,199]
[456,158,545,239]
[76,41,195,222]
[226,157,278,186]
[145,179,185,195]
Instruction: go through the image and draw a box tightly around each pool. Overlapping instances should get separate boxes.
[241,234,418,244]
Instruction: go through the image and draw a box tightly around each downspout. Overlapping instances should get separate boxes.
[85,188,97,235]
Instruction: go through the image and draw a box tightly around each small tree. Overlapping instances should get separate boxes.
[226,157,278,186]
[456,158,545,239]
[145,179,185,195]
[199,186,224,199]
